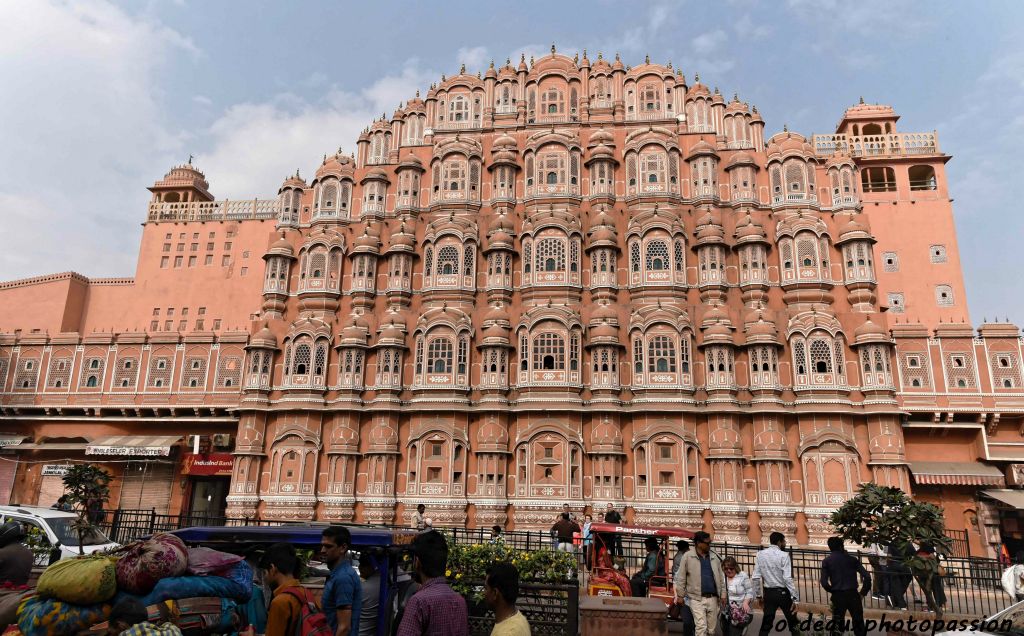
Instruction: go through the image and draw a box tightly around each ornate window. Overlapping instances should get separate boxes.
[738,244,768,285]
[47,355,71,390]
[686,98,712,132]
[842,242,874,283]
[944,349,977,389]
[991,352,1022,390]
[698,246,725,285]
[533,333,565,370]
[449,95,470,122]
[113,356,139,390]
[424,239,476,290]
[898,352,930,389]
[639,151,666,192]
[518,322,582,386]
[791,333,847,388]
[284,337,328,388]
[887,292,905,313]
[859,345,893,389]
[298,246,343,293]
[428,338,453,373]
[522,230,580,286]
[590,161,613,195]
[748,346,780,389]
[935,285,954,306]
[633,435,699,501]
[540,87,564,118]
[882,251,899,272]
[689,157,718,198]
[802,441,859,506]
[632,330,692,388]
[930,244,947,263]
[631,234,686,286]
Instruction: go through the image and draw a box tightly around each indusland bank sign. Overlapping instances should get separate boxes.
[181,453,234,477]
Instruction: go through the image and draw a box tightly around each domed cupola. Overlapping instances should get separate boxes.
[276,170,306,228]
[373,311,407,392]
[699,304,738,395]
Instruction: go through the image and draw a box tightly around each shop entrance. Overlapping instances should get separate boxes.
[187,477,229,519]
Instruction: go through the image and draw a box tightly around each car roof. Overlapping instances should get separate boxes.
[172,525,420,548]
[0,505,75,519]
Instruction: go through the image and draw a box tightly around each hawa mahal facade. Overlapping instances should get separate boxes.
[2,49,1022,555]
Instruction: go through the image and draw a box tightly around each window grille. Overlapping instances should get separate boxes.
[533,333,565,370]
[148,356,171,388]
[536,238,566,272]
[427,338,453,374]
[647,336,677,373]
[181,356,206,389]
[437,245,460,275]
[930,245,947,263]
[114,357,138,389]
[645,240,669,271]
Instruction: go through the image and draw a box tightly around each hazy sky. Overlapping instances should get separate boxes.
[2,0,1022,324]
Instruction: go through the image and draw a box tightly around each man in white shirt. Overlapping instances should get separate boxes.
[751,532,799,636]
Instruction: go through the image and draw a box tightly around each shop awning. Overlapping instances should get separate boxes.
[908,461,1004,486]
[86,435,182,457]
[981,489,1024,509]
[9,442,88,451]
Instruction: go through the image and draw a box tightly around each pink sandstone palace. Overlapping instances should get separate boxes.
[0,49,1020,556]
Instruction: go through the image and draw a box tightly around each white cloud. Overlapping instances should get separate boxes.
[196,61,437,200]
[455,46,490,72]
[692,30,727,56]
[0,0,196,280]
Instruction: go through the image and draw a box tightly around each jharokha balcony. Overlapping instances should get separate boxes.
[812,132,940,158]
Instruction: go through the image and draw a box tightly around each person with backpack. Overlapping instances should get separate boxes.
[262,542,325,636]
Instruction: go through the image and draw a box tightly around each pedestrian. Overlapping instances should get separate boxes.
[866,543,886,600]
[550,513,579,553]
[396,529,469,636]
[915,544,946,613]
[106,598,182,636]
[581,515,593,568]
[630,537,661,597]
[320,526,362,636]
[484,562,531,636]
[673,531,725,636]
[1002,552,1024,602]
[0,522,33,587]
[358,553,381,636]
[561,503,574,522]
[411,504,426,530]
[262,542,313,636]
[603,503,623,558]
[820,537,870,636]
[721,556,754,636]
[751,532,799,636]
[672,539,690,579]
[885,542,914,610]
[491,525,505,544]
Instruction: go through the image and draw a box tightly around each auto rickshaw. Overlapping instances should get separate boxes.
[585,522,695,607]
[171,524,419,636]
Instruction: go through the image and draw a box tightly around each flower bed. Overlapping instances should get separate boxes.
[444,535,578,602]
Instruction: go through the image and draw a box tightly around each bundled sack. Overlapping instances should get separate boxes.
[16,594,111,636]
[36,555,117,605]
[128,560,254,607]
[0,589,31,632]
[116,533,188,595]
[185,547,243,576]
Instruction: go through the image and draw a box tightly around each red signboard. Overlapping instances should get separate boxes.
[181,453,234,477]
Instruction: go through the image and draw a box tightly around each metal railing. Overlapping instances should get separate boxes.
[467,582,578,636]
[97,510,1003,619]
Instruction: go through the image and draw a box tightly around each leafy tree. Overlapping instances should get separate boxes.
[830,483,951,617]
[61,465,113,554]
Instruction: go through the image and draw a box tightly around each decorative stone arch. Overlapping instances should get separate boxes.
[266,431,320,497]
[799,437,861,508]
[632,428,701,502]
[513,425,584,500]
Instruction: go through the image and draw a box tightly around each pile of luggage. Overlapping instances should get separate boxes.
[1,534,254,635]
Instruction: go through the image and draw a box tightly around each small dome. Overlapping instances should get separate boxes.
[315,151,354,180]
[482,323,510,341]
[588,128,614,146]
[389,225,416,248]
[589,225,617,245]
[484,304,510,324]
[703,304,731,326]
[733,214,767,243]
[353,231,381,253]
[493,132,517,148]
[279,172,307,192]
[378,323,404,342]
[854,317,889,345]
[266,233,294,258]
[397,155,424,171]
[687,81,710,98]
[592,303,618,322]
[250,325,277,349]
[686,140,719,160]
[725,152,758,170]
[590,322,619,340]
[835,215,874,245]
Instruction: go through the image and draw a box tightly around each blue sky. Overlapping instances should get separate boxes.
[1,0,1022,324]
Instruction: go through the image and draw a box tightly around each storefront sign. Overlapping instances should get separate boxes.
[86,445,171,456]
[41,464,72,477]
[181,453,234,477]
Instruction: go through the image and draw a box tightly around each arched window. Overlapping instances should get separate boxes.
[645,240,669,271]
[909,165,937,191]
[437,245,460,275]
[533,333,565,370]
[293,344,311,376]
[648,336,676,372]
[536,238,565,272]
[449,95,469,121]
[427,338,453,374]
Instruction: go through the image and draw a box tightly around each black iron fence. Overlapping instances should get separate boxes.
[96,510,1008,620]
[467,582,578,636]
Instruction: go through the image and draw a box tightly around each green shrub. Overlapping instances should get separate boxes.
[443,536,578,602]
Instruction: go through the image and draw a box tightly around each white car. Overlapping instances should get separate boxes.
[0,505,119,562]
